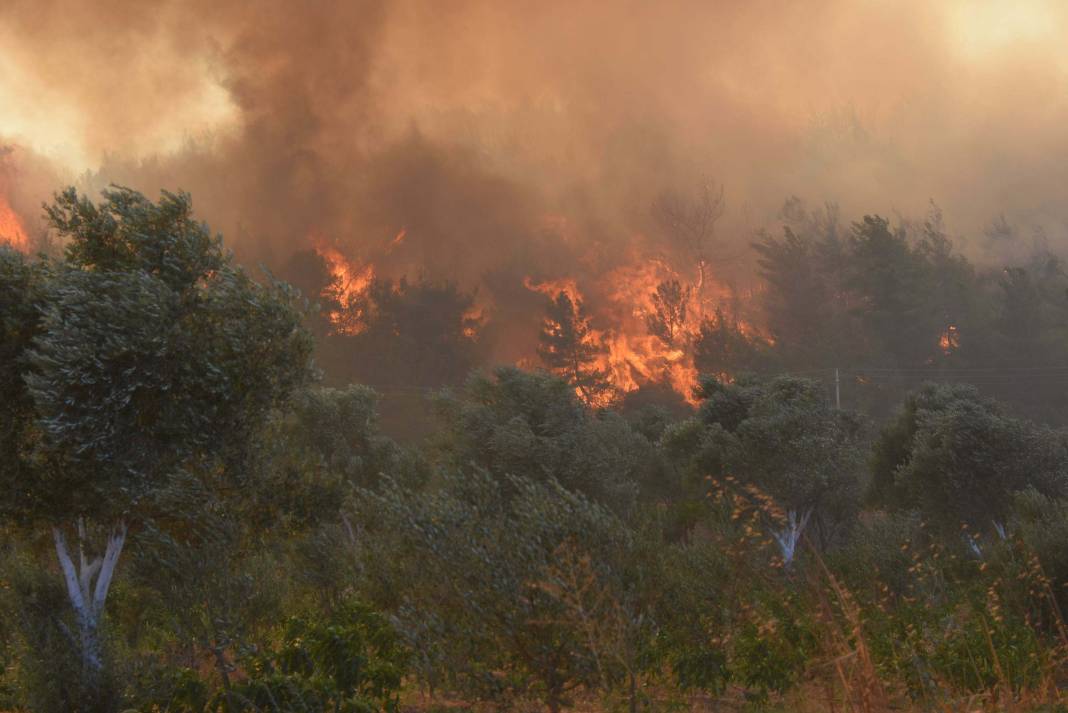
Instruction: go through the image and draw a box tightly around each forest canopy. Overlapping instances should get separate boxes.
[3,187,1068,712]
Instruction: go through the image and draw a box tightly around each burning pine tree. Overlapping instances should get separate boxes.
[537,291,613,405]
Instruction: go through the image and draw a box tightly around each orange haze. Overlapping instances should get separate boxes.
[1,0,1066,397]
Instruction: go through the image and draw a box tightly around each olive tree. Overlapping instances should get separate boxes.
[0,187,314,700]
[664,376,866,564]
[354,471,634,713]
[432,366,652,511]
[871,383,1068,540]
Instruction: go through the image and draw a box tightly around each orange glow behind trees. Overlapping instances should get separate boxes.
[0,194,29,252]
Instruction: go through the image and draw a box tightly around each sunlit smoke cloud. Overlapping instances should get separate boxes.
[2,0,1068,270]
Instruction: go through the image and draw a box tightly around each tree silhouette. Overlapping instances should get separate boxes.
[646,279,690,347]
[537,291,612,404]
[651,179,725,316]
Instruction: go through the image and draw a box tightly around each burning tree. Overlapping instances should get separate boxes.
[0,187,314,703]
[538,290,613,405]
[651,179,725,317]
[645,279,691,348]
[0,193,30,252]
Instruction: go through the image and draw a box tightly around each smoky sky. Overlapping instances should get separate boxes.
[2,0,1068,282]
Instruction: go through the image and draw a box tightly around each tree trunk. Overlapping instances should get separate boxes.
[771,509,811,567]
[210,640,236,712]
[52,520,127,690]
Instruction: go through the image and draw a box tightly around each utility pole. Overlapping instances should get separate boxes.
[834,367,841,410]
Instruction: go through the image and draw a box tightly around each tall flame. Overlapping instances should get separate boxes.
[0,195,29,252]
[314,240,375,335]
[525,260,708,405]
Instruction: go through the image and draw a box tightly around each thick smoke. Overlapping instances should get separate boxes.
[3,0,1068,283]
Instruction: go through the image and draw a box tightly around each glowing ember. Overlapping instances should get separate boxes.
[939,325,960,355]
[462,303,486,339]
[0,195,29,252]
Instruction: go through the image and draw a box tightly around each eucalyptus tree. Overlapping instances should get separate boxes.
[0,187,314,702]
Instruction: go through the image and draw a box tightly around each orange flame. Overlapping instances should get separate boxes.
[523,275,582,304]
[314,239,374,335]
[525,260,709,405]
[939,324,959,355]
[462,303,485,339]
[600,260,702,402]
[0,195,29,252]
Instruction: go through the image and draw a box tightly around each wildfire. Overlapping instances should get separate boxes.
[306,229,757,408]
[0,194,29,252]
[939,325,960,355]
[314,240,374,335]
[523,275,582,304]
[525,260,710,405]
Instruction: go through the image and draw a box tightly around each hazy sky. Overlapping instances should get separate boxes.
[2,0,1067,268]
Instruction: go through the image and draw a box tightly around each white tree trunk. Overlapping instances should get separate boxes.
[771,509,811,566]
[52,520,127,682]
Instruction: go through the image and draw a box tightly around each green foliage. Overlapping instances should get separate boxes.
[730,591,817,701]
[14,183,1068,712]
[752,215,846,368]
[665,375,865,549]
[326,276,482,389]
[0,543,123,713]
[845,215,943,367]
[692,308,770,378]
[432,366,654,510]
[1011,488,1068,614]
[650,542,732,695]
[871,383,1068,532]
[0,247,47,518]
[354,470,633,711]
[0,186,316,712]
[251,385,423,530]
[8,186,316,523]
[227,599,406,713]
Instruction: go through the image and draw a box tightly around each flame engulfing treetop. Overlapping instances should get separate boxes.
[0,194,28,252]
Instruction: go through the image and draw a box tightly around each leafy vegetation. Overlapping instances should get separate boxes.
[7,186,1068,713]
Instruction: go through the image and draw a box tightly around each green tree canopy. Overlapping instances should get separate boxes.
[871,383,1068,534]
[664,376,865,560]
[0,186,315,704]
[433,367,658,511]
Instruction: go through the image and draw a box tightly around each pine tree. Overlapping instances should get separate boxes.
[645,279,690,347]
[537,291,612,404]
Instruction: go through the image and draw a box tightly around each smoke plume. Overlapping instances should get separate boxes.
[3,0,1068,288]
